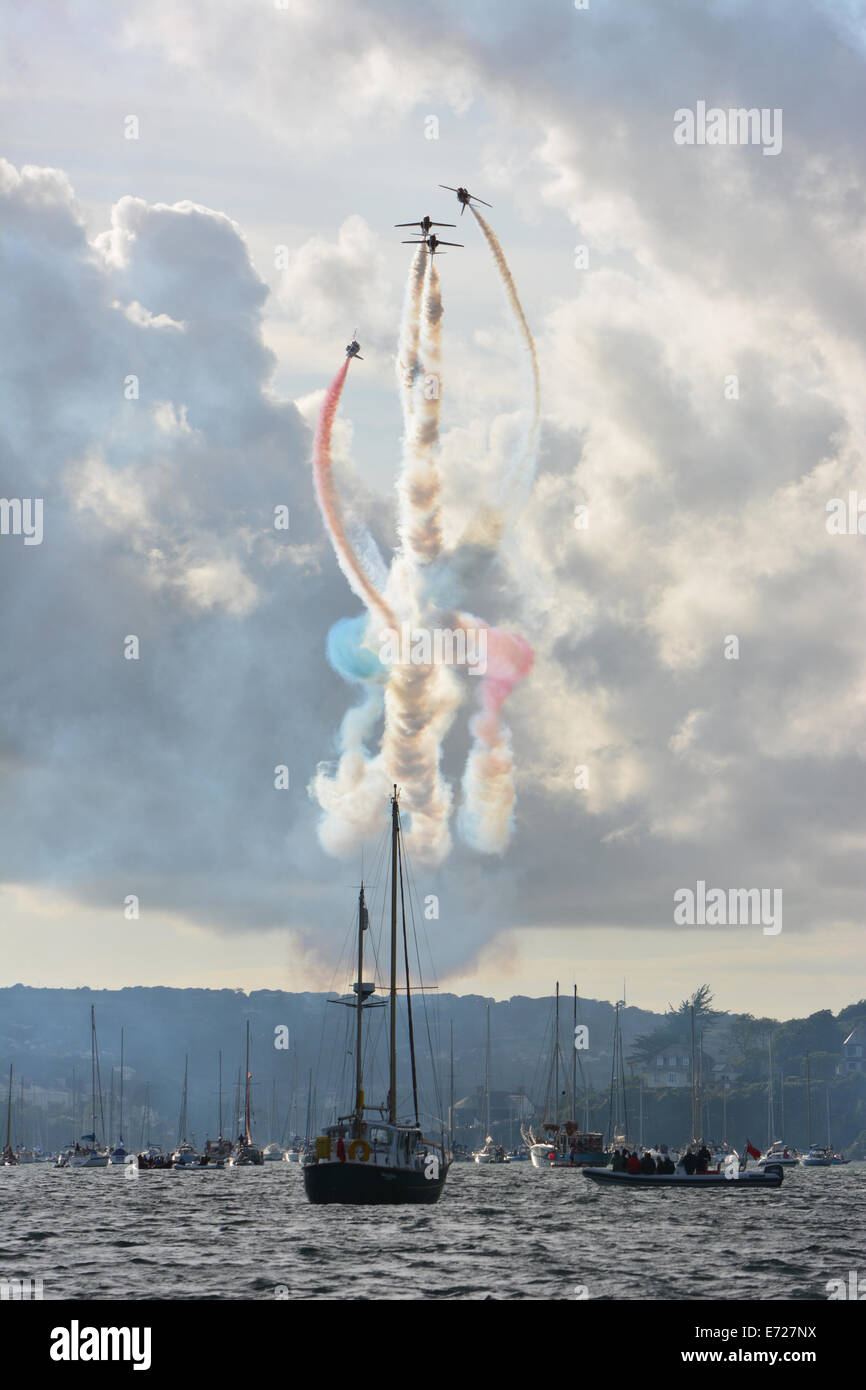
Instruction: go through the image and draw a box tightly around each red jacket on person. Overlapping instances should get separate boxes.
[626,1153,641,1174]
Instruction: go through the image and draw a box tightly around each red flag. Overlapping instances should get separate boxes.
[746,1140,761,1159]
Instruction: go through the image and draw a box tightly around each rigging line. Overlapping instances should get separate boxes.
[397,828,419,1127]
[400,831,446,1126]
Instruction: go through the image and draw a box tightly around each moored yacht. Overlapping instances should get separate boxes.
[2,1065,18,1165]
[302,790,450,1205]
[67,1008,109,1169]
[228,1022,264,1167]
[107,1029,135,1164]
[171,1057,203,1168]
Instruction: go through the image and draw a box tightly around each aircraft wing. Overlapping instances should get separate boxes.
[435,241,464,248]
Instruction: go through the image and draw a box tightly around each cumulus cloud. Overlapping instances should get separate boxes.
[3,0,866,996]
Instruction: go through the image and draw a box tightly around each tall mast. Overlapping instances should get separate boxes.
[218,1050,223,1140]
[826,1086,831,1149]
[244,1020,252,1144]
[119,1028,126,1145]
[572,986,577,1124]
[554,982,560,1124]
[805,1050,812,1148]
[722,1077,727,1146]
[689,1003,697,1144]
[388,787,398,1125]
[354,884,367,1129]
[767,1033,774,1148]
[398,834,419,1126]
[449,1020,455,1149]
[91,1005,97,1143]
[483,1005,490,1139]
[72,1064,77,1141]
[5,1064,12,1150]
[180,1055,189,1145]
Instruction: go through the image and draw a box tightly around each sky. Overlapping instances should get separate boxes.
[1,0,864,1017]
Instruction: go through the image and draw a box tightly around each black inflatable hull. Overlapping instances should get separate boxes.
[584,1166,783,1190]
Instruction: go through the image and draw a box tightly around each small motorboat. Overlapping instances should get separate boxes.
[800,1146,835,1167]
[757,1140,799,1167]
[473,1138,506,1165]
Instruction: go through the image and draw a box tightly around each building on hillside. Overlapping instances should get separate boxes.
[839,1025,865,1077]
[642,1052,691,1088]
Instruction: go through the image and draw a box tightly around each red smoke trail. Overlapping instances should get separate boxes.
[313,358,396,629]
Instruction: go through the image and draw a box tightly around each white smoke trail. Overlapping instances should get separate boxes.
[310,689,390,858]
[457,207,541,552]
[382,250,459,864]
[396,253,444,569]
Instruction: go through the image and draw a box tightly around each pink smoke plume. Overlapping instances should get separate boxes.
[456,619,534,855]
[312,358,396,629]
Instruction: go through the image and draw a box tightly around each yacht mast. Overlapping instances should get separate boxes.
[398,832,419,1126]
[767,1033,775,1148]
[572,986,577,1123]
[218,1050,223,1141]
[119,1028,126,1145]
[388,788,398,1125]
[179,1056,189,1145]
[805,1050,812,1148]
[354,883,368,1129]
[5,1064,12,1151]
[554,982,560,1124]
[689,1004,697,1144]
[91,1006,98,1144]
[449,1020,455,1149]
[244,1020,252,1144]
[483,1004,490,1139]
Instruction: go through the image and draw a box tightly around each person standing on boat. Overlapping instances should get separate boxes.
[640,1150,656,1175]
[626,1151,641,1174]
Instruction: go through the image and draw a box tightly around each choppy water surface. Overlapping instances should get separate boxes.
[1,1161,862,1300]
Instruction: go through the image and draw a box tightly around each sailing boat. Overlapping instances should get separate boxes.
[204,1050,232,1166]
[799,1054,841,1166]
[171,1056,203,1168]
[473,1005,505,1163]
[228,1021,264,1166]
[524,984,607,1168]
[758,1032,798,1166]
[2,1064,19,1165]
[108,1028,134,1165]
[302,788,451,1204]
[263,1079,284,1160]
[68,1007,109,1168]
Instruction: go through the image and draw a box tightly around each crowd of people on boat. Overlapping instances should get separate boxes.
[610,1143,716,1175]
